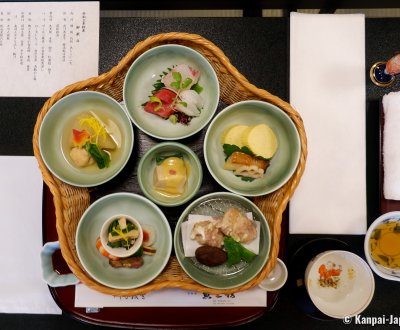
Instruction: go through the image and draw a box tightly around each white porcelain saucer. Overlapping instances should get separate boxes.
[258,258,288,291]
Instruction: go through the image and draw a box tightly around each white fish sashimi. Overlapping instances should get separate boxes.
[175,90,204,117]
[161,64,200,92]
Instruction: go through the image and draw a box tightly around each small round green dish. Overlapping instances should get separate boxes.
[174,192,271,290]
[204,100,300,196]
[39,91,134,187]
[123,44,220,140]
[76,193,172,290]
[138,142,203,207]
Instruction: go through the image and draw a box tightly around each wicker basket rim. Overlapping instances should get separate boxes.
[32,32,308,296]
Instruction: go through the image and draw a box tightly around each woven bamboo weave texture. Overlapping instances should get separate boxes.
[32,32,307,296]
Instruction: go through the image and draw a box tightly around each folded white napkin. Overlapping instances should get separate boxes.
[383,91,400,200]
[0,156,61,314]
[289,13,367,234]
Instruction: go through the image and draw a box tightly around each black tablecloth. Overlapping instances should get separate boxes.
[1,17,400,330]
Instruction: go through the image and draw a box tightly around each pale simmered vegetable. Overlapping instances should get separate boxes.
[242,124,278,159]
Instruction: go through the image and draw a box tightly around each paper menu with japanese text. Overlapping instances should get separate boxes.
[0,1,99,97]
[75,284,267,307]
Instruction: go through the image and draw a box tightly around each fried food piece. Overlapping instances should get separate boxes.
[190,220,225,248]
[216,208,257,244]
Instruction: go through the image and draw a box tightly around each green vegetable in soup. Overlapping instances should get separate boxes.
[85,142,110,169]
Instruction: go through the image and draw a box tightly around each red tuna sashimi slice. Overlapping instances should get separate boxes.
[144,102,175,119]
[144,89,177,119]
[155,88,176,104]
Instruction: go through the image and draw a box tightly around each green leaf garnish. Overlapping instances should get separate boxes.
[172,71,182,82]
[224,236,241,266]
[149,96,162,111]
[179,101,188,107]
[222,144,255,160]
[152,81,165,91]
[223,236,257,266]
[181,77,193,89]
[241,176,255,182]
[169,114,178,124]
[191,83,203,94]
[170,82,180,90]
[170,71,182,90]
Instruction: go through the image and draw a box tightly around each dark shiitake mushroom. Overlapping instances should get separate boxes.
[195,245,227,267]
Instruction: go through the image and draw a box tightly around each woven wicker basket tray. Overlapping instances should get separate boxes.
[32,32,307,296]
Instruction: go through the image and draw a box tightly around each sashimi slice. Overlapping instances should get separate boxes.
[144,89,177,119]
[144,102,175,119]
[154,88,177,104]
[175,89,203,117]
[161,64,200,92]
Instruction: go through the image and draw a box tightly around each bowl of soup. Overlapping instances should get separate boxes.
[39,91,134,187]
[364,211,400,281]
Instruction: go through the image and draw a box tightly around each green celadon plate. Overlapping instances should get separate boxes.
[123,44,219,140]
[138,142,203,207]
[76,193,172,289]
[204,100,300,196]
[39,91,134,187]
[174,192,271,289]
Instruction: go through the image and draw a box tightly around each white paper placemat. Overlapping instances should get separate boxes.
[75,284,267,307]
[289,13,367,234]
[0,156,61,314]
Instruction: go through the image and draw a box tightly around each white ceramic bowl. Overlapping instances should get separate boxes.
[304,250,374,319]
[100,214,143,258]
[364,211,400,281]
